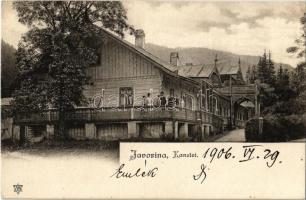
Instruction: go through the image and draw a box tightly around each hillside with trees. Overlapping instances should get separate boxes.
[145,43,293,78]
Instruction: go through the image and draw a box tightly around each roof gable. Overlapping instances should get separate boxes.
[177,63,220,78]
[99,28,178,75]
[216,62,239,75]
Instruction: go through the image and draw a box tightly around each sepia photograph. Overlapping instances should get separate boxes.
[1,0,305,199]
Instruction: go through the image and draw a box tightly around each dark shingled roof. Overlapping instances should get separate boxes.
[216,62,240,75]
[177,64,216,78]
[177,60,240,78]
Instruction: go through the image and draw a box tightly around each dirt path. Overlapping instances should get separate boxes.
[215,129,246,142]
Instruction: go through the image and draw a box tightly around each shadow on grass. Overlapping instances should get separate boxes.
[1,138,119,153]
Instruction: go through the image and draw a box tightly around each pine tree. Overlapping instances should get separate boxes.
[277,64,283,81]
[256,50,276,85]
[252,65,257,81]
[256,51,270,84]
[267,51,276,85]
[256,50,280,114]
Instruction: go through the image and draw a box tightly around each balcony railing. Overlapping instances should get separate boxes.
[15,106,224,125]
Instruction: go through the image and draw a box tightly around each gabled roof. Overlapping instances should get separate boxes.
[216,62,240,75]
[98,28,200,86]
[177,64,217,78]
[99,28,177,75]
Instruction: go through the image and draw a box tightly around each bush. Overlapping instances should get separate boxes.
[159,132,174,142]
[262,116,287,142]
[245,115,306,142]
[245,118,260,142]
[276,115,306,140]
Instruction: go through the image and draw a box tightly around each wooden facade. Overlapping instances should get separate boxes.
[12,28,254,142]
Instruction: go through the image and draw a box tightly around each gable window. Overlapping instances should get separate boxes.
[211,73,221,87]
[119,87,133,107]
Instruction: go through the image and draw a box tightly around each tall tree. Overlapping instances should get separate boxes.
[1,40,18,97]
[275,67,292,101]
[256,50,275,85]
[287,12,306,114]
[12,1,134,139]
[256,52,269,83]
[267,51,276,85]
[256,50,278,114]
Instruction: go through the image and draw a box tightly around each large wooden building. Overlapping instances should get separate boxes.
[11,28,255,143]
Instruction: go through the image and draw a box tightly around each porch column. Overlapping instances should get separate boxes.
[12,125,20,141]
[205,125,210,137]
[201,125,205,141]
[85,123,96,139]
[165,121,173,135]
[173,121,178,139]
[128,121,138,138]
[46,124,55,139]
[211,126,215,136]
[178,123,188,138]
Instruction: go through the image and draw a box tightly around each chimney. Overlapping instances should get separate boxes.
[135,29,145,49]
[170,52,179,66]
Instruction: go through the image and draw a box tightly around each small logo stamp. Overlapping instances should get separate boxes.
[13,183,23,194]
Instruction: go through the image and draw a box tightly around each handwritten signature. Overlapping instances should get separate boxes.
[193,164,208,184]
[111,163,158,179]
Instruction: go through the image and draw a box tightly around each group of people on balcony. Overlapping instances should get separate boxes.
[141,91,188,110]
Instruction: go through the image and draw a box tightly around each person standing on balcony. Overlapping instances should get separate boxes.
[141,95,147,111]
[160,91,166,110]
[147,93,153,111]
[168,89,176,110]
[154,95,161,108]
[168,96,175,110]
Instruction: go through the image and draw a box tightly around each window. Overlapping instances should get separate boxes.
[201,92,206,110]
[119,87,133,106]
[185,94,194,110]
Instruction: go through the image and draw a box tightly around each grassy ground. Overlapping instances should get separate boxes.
[1,139,120,158]
[1,130,230,154]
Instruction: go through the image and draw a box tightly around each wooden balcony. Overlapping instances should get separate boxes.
[15,106,223,125]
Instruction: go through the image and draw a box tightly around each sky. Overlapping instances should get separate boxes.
[1,1,305,66]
